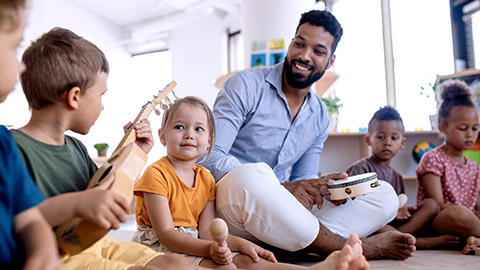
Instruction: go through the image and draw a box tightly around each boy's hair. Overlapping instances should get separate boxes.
[161,96,215,156]
[296,10,343,54]
[21,27,109,110]
[368,105,405,134]
[437,79,477,126]
[0,0,26,31]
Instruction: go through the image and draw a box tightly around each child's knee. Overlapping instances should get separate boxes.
[442,205,475,227]
[233,254,263,269]
[420,198,441,215]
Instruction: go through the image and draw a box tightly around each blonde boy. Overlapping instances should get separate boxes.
[0,0,63,269]
[12,26,211,269]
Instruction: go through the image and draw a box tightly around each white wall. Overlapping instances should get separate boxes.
[0,0,233,164]
[168,14,228,107]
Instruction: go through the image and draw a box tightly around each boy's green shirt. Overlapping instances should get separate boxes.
[11,129,97,198]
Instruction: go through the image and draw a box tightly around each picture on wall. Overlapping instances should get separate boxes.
[252,40,267,51]
[269,38,285,50]
[270,52,284,65]
[251,53,266,67]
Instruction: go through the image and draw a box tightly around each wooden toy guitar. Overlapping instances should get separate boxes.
[55,81,178,256]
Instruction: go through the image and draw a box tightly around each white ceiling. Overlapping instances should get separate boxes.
[68,0,242,46]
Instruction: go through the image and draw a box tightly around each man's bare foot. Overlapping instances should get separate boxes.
[314,233,369,270]
[362,231,416,260]
[416,235,459,250]
[463,236,480,254]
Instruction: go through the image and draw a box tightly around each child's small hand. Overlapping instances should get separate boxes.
[396,205,417,220]
[209,241,233,265]
[75,175,130,230]
[123,119,154,154]
[237,238,277,263]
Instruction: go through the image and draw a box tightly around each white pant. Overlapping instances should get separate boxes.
[216,163,398,252]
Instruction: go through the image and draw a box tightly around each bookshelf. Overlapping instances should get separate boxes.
[318,131,445,205]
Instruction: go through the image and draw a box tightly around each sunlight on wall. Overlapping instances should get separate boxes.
[331,0,453,132]
[130,51,173,166]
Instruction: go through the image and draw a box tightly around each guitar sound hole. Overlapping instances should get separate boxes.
[98,166,113,183]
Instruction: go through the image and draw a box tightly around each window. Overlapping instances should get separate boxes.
[330,0,454,131]
[228,30,244,73]
[131,50,172,163]
[330,1,387,132]
[473,10,480,68]
[390,0,454,130]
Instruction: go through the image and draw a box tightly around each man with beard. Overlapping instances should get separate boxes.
[199,10,416,261]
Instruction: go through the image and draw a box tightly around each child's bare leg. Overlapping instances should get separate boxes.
[463,236,480,254]
[415,235,459,249]
[199,258,238,269]
[232,234,369,270]
[397,199,439,234]
[140,254,215,270]
[233,255,307,270]
[432,205,480,238]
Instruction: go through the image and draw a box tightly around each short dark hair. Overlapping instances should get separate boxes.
[437,79,476,126]
[296,10,343,54]
[21,27,109,109]
[368,105,405,134]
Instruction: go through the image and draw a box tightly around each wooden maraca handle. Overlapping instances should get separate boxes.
[209,218,228,246]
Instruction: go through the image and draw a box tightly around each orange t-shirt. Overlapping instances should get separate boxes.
[134,157,216,228]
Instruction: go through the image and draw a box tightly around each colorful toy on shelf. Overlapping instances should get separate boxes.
[464,137,480,165]
[412,141,435,163]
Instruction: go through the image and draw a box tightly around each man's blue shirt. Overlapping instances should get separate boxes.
[199,62,329,183]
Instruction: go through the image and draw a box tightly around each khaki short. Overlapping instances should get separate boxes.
[133,224,205,265]
[133,225,240,265]
[62,237,161,270]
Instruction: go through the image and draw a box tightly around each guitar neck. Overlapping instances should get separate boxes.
[112,81,177,155]
[112,103,152,154]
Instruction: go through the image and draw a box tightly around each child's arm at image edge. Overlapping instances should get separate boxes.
[14,207,63,270]
[38,175,130,229]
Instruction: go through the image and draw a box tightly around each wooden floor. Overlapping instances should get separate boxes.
[291,250,480,269]
[108,216,480,269]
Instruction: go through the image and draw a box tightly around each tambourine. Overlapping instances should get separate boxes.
[327,172,380,200]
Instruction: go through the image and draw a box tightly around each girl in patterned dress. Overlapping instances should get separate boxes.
[416,79,480,254]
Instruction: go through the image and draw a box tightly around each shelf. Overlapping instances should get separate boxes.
[320,131,443,206]
[403,175,417,181]
[328,130,440,137]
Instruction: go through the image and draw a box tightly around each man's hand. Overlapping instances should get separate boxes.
[318,172,349,206]
[123,119,154,154]
[282,177,337,210]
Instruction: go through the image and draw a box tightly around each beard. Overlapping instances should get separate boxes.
[284,57,328,89]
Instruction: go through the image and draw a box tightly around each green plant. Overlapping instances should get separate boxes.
[321,96,343,115]
[420,82,437,101]
[94,143,109,150]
